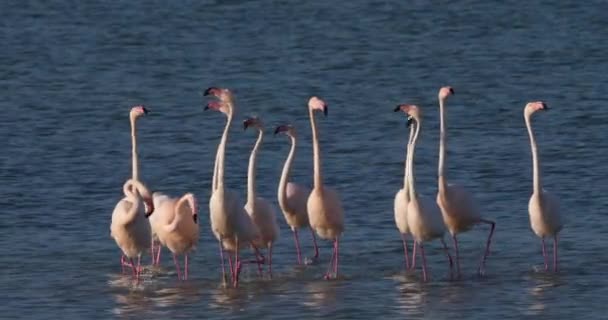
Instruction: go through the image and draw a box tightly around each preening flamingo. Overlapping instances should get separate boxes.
[153,193,199,280]
[110,179,154,281]
[524,101,562,272]
[306,96,345,280]
[435,86,495,277]
[205,87,263,287]
[395,104,453,282]
[275,124,319,265]
[243,116,280,277]
[394,115,416,270]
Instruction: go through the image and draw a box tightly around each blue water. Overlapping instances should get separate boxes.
[2,1,607,319]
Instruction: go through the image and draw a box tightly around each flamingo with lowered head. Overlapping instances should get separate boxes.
[306,96,345,280]
[395,104,453,282]
[243,116,280,277]
[394,115,417,270]
[204,87,263,287]
[524,101,562,272]
[153,193,199,280]
[110,179,154,281]
[275,124,319,265]
[435,86,495,277]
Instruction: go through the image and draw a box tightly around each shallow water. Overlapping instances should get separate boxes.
[2,0,608,319]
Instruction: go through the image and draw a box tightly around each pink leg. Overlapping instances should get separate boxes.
[541,238,548,271]
[173,254,182,280]
[419,242,428,282]
[401,233,410,270]
[553,235,558,272]
[441,238,454,279]
[233,238,240,287]
[218,239,227,283]
[184,254,189,280]
[293,229,302,265]
[251,243,264,276]
[478,219,495,275]
[155,243,162,265]
[411,241,417,270]
[324,242,337,280]
[137,255,142,277]
[333,237,339,278]
[228,254,234,283]
[311,228,319,260]
[268,244,273,278]
[151,239,156,264]
[121,255,126,274]
[129,258,137,279]
[452,234,461,278]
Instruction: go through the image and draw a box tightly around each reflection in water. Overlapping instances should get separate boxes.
[392,275,428,317]
[524,272,562,316]
[301,280,339,310]
[208,284,252,311]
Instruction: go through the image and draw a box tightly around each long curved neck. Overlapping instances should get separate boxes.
[130,116,139,181]
[403,124,415,190]
[216,107,233,189]
[407,119,421,201]
[438,98,448,192]
[525,114,542,194]
[247,129,264,204]
[309,109,323,189]
[122,182,140,224]
[278,135,296,209]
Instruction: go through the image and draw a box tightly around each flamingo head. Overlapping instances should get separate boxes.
[394,104,421,123]
[185,193,198,224]
[274,124,296,137]
[130,105,149,120]
[243,116,264,131]
[525,101,549,117]
[204,87,234,114]
[438,86,455,100]
[308,96,328,117]
[143,196,154,218]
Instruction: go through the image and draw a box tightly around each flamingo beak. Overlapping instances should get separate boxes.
[204,87,219,96]
[323,105,328,117]
[450,88,455,94]
[243,119,253,130]
[393,105,401,112]
[144,198,154,218]
[274,125,288,135]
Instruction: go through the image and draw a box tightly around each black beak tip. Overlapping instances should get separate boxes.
[323,106,328,116]
[274,127,280,135]
[193,214,198,224]
[204,105,210,110]
[203,87,213,96]
[142,107,149,114]
[450,88,455,94]
[393,105,401,112]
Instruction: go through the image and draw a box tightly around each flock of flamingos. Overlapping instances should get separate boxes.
[109,86,563,287]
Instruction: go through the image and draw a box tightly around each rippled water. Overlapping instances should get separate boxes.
[2,1,608,319]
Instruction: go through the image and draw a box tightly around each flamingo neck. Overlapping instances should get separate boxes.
[278,135,296,210]
[525,114,542,194]
[309,108,323,189]
[247,128,264,205]
[130,116,139,181]
[407,119,421,201]
[216,107,233,189]
[403,124,415,193]
[438,98,448,192]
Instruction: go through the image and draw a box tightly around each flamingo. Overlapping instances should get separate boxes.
[153,193,199,280]
[306,96,345,280]
[524,101,562,272]
[394,114,417,270]
[395,104,453,282]
[204,87,263,287]
[243,116,280,277]
[275,124,320,265]
[110,179,154,281]
[435,86,495,277]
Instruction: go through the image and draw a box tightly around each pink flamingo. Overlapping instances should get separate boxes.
[306,96,345,280]
[524,101,562,272]
[275,124,320,265]
[435,86,495,277]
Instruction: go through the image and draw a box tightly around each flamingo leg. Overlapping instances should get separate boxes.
[333,237,340,278]
[184,254,189,280]
[553,235,558,272]
[251,243,264,276]
[411,241,417,270]
[129,257,137,279]
[155,242,162,265]
[218,239,227,284]
[451,234,461,278]
[233,238,240,288]
[293,228,302,265]
[541,237,548,271]
[401,233,410,270]
[150,239,156,264]
[441,237,454,279]
[173,253,182,280]
[478,219,495,275]
[268,243,273,278]
[311,228,319,260]
[228,254,234,283]
[121,255,127,274]
[324,242,337,280]
[137,255,142,277]
[419,242,428,282]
